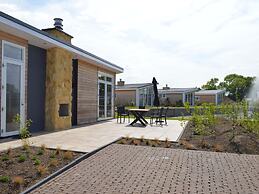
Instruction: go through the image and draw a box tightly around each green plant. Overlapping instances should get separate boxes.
[18,154,26,163]
[37,149,44,155]
[49,152,56,159]
[0,176,10,183]
[34,159,41,166]
[13,114,32,146]
[31,155,37,161]
[2,154,9,161]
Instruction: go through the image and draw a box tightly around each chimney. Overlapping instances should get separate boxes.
[54,18,63,30]
[42,18,73,44]
[163,84,170,90]
[117,79,125,86]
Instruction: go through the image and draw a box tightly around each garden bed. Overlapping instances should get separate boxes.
[116,117,259,155]
[0,145,83,194]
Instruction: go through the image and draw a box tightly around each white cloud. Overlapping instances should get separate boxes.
[1,0,259,87]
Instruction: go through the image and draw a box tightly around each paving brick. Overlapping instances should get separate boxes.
[30,144,259,194]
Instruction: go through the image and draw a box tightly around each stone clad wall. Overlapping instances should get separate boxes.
[45,47,73,130]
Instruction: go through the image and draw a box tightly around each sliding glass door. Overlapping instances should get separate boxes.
[1,41,25,137]
[98,73,114,120]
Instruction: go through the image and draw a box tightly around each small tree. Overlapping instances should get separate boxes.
[13,114,32,146]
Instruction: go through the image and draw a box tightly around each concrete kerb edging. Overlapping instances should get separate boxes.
[176,120,189,142]
[21,137,123,194]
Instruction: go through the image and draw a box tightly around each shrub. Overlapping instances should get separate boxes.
[180,140,196,150]
[7,147,12,156]
[63,151,73,160]
[34,159,41,166]
[55,146,61,155]
[213,144,224,152]
[37,165,48,176]
[117,139,127,144]
[31,155,37,161]
[13,114,32,146]
[40,144,46,151]
[2,154,9,161]
[12,176,24,186]
[49,152,56,159]
[198,140,211,149]
[49,159,59,167]
[22,141,30,151]
[37,149,44,155]
[0,176,10,183]
[18,155,26,163]
[132,139,140,146]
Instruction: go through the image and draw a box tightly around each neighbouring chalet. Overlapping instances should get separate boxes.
[195,90,225,105]
[159,85,197,106]
[0,12,123,137]
[115,79,154,107]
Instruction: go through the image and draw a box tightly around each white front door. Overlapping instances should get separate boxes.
[1,41,25,137]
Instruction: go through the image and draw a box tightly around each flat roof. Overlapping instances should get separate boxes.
[0,11,123,73]
[195,89,225,95]
[116,83,153,90]
[159,88,198,94]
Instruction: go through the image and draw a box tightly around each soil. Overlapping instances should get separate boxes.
[116,117,259,155]
[0,146,83,194]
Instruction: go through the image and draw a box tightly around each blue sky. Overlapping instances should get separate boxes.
[1,0,259,88]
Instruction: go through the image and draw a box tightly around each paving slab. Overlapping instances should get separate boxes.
[29,144,259,194]
[0,119,185,152]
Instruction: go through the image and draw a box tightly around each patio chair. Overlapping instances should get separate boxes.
[150,107,164,125]
[117,106,130,123]
[161,107,169,125]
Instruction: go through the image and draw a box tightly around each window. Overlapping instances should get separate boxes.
[4,43,23,61]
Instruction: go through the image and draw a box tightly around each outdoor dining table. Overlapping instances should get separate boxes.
[128,109,150,127]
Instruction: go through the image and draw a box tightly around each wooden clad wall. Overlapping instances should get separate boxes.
[77,60,116,124]
[77,60,98,124]
[0,31,28,128]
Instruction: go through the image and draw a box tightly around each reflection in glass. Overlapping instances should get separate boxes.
[107,84,112,117]
[99,83,105,118]
[6,63,21,132]
[4,44,23,60]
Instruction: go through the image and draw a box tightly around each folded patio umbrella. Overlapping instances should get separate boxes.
[152,77,160,107]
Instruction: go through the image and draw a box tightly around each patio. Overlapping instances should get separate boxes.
[28,144,259,194]
[0,119,186,153]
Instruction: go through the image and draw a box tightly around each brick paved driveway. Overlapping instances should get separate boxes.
[29,144,259,194]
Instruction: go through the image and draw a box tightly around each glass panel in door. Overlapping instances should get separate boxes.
[107,84,112,117]
[99,83,105,118]
[6,62,21,132]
